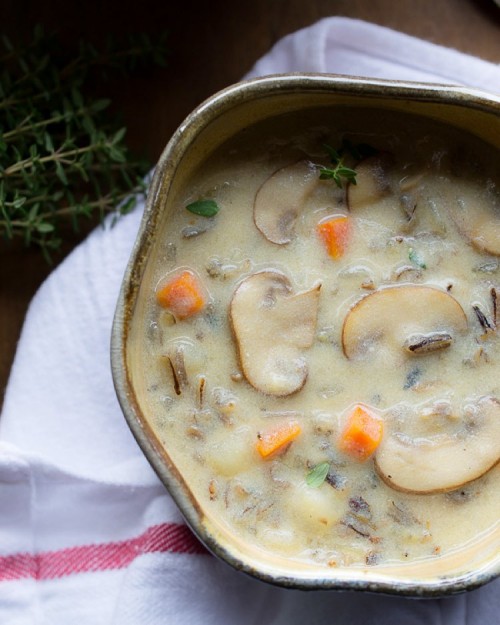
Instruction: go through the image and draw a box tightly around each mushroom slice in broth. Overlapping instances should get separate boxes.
[253,160,318,244]
[342,285,467,360]
[230,270,321,396]
[375,396,500,494]
[346,154,407,232]
[445,181,500,256]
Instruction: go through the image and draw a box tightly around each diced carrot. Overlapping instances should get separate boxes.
[256,421,302,459]
[338,404,383,461]
[156,270,206,319]
[317,215,351,259]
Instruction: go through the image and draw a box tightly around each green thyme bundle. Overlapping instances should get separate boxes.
[0,26,167,261]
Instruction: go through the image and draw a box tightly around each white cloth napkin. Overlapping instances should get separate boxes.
[1,17,499,625]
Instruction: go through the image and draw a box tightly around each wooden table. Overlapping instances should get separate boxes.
[1,0,500,409]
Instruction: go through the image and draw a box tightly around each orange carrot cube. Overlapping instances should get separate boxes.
[317,215,351,259]
[156,270,206,319]
[338,404,383,461]
[256,421,302,459]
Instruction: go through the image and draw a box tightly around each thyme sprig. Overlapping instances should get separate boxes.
[319,139,377,188]
[0,26,167,261]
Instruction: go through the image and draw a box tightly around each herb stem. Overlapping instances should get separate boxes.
[3,144,104,176]
[0,190,138,229]
[2,106,96,142]
[0,89,58,111]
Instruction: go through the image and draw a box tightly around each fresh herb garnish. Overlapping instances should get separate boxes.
[408,248,427,269]
[319,139,376,188]
[0,26,167,262]
[306,461,330,488]
[186,199,219,217]
[319,148,357,188]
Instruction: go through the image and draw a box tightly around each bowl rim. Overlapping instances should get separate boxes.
[111,73,500,596]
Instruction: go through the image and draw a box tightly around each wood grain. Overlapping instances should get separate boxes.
[1,0,500,409]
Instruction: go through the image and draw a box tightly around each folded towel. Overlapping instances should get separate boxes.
[1,17,499,625]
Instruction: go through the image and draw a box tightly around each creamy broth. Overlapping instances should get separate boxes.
[139,108,500,568]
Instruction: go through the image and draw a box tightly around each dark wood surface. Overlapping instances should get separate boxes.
[1,0,500,409]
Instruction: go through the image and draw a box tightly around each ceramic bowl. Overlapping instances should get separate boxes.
[111,74,500,596]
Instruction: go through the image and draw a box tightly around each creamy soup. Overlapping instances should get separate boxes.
[138,108,500,568]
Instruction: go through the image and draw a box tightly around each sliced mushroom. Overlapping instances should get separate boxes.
[346,155,413,234]
[375,396,500,493]
[347,156,437,235]
[347,154,393,211]
[445,182,500,255]
[253,160,318,244]
[230,270,321,396]
[342,285,467,359]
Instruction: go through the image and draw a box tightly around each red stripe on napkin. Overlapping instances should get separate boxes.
[0,522,207,582]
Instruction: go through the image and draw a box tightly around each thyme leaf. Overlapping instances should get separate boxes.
[306,461,330,488]
[186,199,220,217]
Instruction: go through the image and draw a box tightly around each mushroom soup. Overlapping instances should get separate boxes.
[137,107,500,568]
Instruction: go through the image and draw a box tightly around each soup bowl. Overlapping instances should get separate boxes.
[111,74,500,596]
